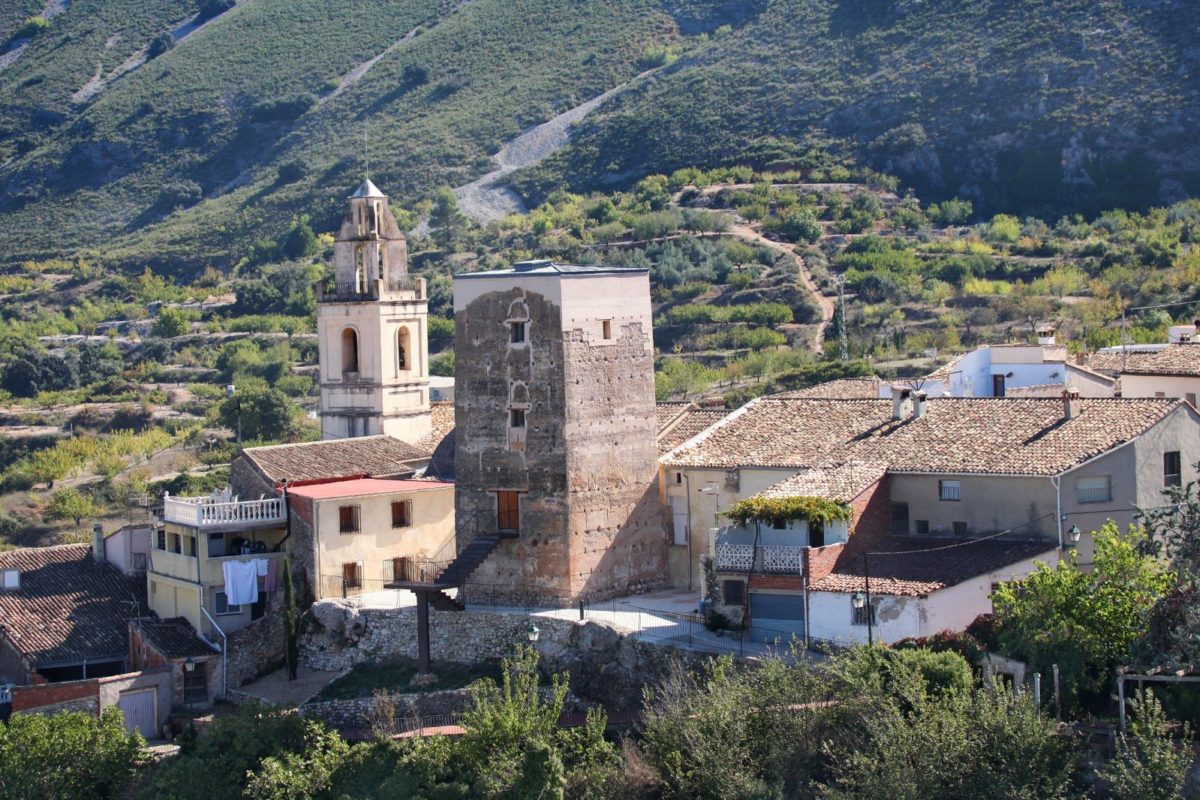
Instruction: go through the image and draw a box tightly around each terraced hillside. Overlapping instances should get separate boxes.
[0,0,1197,269]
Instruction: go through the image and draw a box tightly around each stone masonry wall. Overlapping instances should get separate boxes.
[301,600,714,710]
[226,603,286,689]
[454,289,572,596]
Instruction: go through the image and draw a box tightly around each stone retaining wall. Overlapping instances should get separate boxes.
[227,608,286,689]
[301,600,716,710]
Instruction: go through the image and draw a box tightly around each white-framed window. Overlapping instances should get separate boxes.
[601,319,612,340]
[215,592,241,615]
[1076,475,1112,504]
[851,600,877,626]
[938,479,961,501]
[510,408,526,429]
[510,321,526,344]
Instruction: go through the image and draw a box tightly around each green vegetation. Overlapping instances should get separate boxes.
[0,708,146,800]
[317,658,504,701]
[992,523,1172,711]
[722,496,851,528]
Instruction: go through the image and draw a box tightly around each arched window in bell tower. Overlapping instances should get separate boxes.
[397,327,410,372]
[341,328,359,375]
[354,245,366,293]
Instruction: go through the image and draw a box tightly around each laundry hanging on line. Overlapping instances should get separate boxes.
[222,559,261,606]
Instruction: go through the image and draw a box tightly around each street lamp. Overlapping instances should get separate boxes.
[851,552,874,646]
[527,622,540,643]
[226,384,242,446]
[1066,525,1082,548]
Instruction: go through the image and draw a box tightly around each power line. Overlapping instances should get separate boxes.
[865,512,1057,556]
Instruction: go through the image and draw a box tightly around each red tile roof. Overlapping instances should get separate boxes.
[757,462,888,502]
[663,396,1184,476]
[242,435,426,484]
[1120,344,1200,377]
[776,377,883,399]
[286,477,452,500]
[131,617,217,660]
[657,405,731,454]
[810,536,1058,596]
[0,544,145,667]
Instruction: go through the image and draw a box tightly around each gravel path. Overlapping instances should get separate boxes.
[451,70,654,224]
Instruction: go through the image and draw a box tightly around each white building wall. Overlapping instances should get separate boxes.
[807,592,923,646]
[1121,374,1200,402]
[922,549,1060,634]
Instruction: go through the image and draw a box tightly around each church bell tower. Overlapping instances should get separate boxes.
[316,179,431,442]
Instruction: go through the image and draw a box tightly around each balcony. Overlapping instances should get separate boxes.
[715,543,805,575]
[162,492,286,530]
[318,276,425,303]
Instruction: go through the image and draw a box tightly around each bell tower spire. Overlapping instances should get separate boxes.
[316,181,431,442]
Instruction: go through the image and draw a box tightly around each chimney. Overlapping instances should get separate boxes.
[892,387,912,421]
[1062,389,1082,420]
[92,523,105,563]
[1036,324,1056,346]
[1074,352,1086,366]
[911,390,928,419]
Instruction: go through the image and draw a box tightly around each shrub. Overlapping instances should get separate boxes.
[147,33,174,59]
[891,648,973,697]
[15,16,49,39]
[1099,689,1193,800]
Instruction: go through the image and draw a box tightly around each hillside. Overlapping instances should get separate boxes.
[0,0,1197,268]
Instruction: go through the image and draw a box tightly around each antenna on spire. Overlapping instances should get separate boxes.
[363,121,369,180]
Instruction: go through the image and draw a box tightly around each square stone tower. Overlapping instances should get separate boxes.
[452,260,666,601]
[316,180,431,443]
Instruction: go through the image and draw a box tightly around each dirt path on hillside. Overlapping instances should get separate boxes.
[729,223,834,353]
[449,69,656,225]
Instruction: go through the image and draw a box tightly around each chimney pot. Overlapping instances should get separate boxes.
[892,387,912,421]
[1062,389,1082,420]
[912,390,928,419]
[92,523,105,563]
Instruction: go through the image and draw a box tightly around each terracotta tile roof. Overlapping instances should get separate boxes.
[657,406,731,454]
[242,435,425,484]
[656,402,692,430]
[810,536,1057,596]
[663,397,1183,476]
[924,352,968,381]
[776,377,882,399]
[1085,349,1163,375]
[1120,344,1200,377]
[757,462,888,502]
[0,544,145,667]
[132,617,217,660]
[414,402,456,457]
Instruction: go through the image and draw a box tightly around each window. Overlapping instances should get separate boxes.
[772,518,787,530]
[891,503,909,535]
[207,531,225,558]
[339,505,360,533]
[215,592,241,615]
[510,408,526,429]
[170,533,182,554]
[1165,451,1182,488]
[156,529,166,551]
[601,319,612,340]
[852,600,876,626]
[342,562,362,589]
[397,327,409,371]
[914,519,930,535]
[1076,475,1112,504]
[341,328,359,374]
[938,480,961,501]
[186,536,197,557]
[953,521,969,537]
[510,321,526,344]
[391,500,412,528]
[182,662,208,705]
[675,472,682,485]
[1155,391,1166,398]
[496,491,520,533]
[722,580,745,606]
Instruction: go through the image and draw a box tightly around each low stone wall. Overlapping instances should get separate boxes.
[301,600,716,710]
[227,608,286,689]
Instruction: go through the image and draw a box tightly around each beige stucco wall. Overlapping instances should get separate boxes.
[313,486,455,594]
[1121,374,1200,402]
[922,549,1060,634]
[663,466,799,590]
[148,574,202,634]
[887,474,1057,542]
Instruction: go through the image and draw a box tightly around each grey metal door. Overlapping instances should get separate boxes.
[748,592,806,643]
[117,689,156,739]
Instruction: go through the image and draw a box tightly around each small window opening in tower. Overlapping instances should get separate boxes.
[372,201,382,234]
[510,321,526,344]
[602,319,612,340]
[397,327,409,371]
[354,245,366,293]
[356,206,364,237]
[510,408,526,428]
[377,245,385,279]
[341,328,359,375]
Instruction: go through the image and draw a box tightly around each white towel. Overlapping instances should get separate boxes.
[222,560,259,606]
[255,558,269,577]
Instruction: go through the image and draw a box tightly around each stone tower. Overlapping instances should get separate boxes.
[316,179,431,442]
[452,260,666,601]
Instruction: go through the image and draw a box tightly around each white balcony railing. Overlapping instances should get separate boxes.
[163,492,286,527]
[715,543,754,572]
[762,545,805,574]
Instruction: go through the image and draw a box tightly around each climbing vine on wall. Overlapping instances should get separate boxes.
[723,496,852,527]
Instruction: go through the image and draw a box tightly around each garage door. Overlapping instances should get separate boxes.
[117,689,157,739]
[748,592,806,643]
